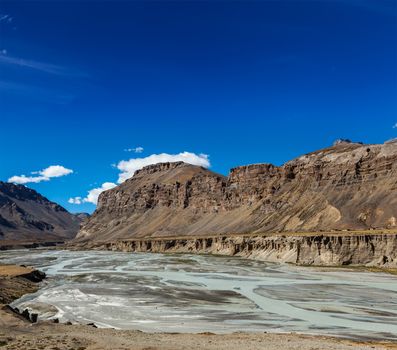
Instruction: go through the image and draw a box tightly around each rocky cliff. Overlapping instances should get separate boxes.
[0,182,82,243]
[96,232,397,268]
[78,140,397,242]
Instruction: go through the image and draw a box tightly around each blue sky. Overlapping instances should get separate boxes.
[0,0,396,213]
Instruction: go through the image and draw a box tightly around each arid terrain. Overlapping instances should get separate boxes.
[0,182,87,243]
[1,264,396,350]
[2,141,397,349]
[2,0,396,347]
[88,229,397,268]
[77,140,397,243]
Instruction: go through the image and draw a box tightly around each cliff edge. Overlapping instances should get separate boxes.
[77,140,397,242]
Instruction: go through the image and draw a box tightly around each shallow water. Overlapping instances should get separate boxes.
[1,249,396,340]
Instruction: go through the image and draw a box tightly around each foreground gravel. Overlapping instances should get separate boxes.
[1,316,396,350]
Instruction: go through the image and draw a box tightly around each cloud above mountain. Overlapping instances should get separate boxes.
[69,182,117,205]
[8,165,73,184]
[68,151,210,205]
[116,152,210,184]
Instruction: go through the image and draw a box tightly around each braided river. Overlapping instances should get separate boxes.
[1,249,396,340]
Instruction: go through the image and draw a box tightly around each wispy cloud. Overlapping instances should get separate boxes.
[8,165,73,185]
[124,146,144,153]
[393,123,397,129]
[0,54,84,77]
[0,14,13,23]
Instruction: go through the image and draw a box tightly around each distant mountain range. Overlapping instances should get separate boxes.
[0,182,87,243]
[77,140,397,242]
[3,140,397,245]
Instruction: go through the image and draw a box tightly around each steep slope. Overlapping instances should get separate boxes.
[78,140,397,242]
[78,162,227,240]
[0,182,81,242]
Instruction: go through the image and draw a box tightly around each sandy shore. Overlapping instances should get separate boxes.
[0,264,396,350]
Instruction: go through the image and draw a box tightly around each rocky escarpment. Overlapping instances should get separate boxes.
[0,182,82,243]
[78,140,397,242]
[93,232,397,268]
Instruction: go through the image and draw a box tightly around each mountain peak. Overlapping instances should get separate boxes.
[0,184,80,243]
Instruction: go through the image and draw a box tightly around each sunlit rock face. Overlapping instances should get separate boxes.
[1,249,397,340]
[0,182,81,242]
[105,233,397,268]
[78,141,397,241]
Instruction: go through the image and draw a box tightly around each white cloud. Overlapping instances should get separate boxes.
[39,165,73,178]
[393,123,397,129]
[68,182,117,205]
[124,146,144,153]
[84,182,117,204]
[116,152,210,183]
[7,175,49,185]
[8,165,73,184]
[68,197,82,204]
[69,151,210,206]
[0,55,67,75]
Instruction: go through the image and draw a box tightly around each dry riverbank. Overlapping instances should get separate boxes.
[0,265,46,304]
[3,324,397,350]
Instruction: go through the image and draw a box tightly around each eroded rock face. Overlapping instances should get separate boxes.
[100,233,397,268]
[78,141,397,242]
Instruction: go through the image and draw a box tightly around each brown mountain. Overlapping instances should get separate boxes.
[77,140,397,242]
[0,182,82,243]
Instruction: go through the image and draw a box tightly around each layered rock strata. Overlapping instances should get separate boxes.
[96,232,397,268]
[78,140,397,242]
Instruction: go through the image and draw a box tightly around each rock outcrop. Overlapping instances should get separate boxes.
[78,140,397,242]
[97,232,397,268]
[0,265,46,304]
[0,182,82,243]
